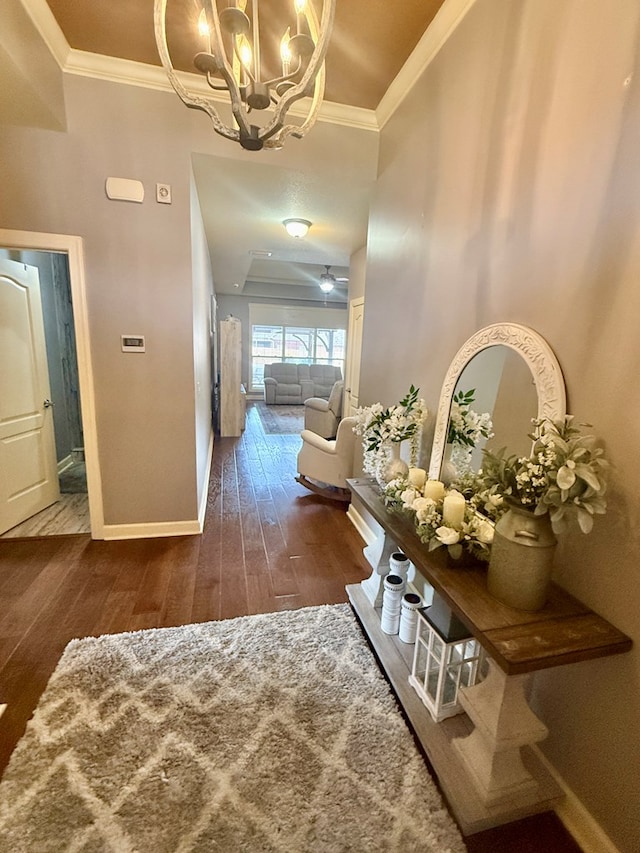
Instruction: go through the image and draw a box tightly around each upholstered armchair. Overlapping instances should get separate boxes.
[296,416,357,501]
[303,380,344,439]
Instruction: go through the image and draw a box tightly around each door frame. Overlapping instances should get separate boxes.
[345,296,365,417]
[0,229,104,538]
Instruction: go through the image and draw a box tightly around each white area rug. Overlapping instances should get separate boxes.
[0,605,466,852]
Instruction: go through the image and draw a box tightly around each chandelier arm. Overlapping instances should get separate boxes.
[153,0,239,141]
[264,52,326,146]
[203,0,253,139]
[271,61,325,144]
[205,72,232,92]
[264,59,304,90]
[156,0,334,150]
[255,0,334,142]
[251,0,261,82]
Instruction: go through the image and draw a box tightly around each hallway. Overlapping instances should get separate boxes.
[0,404,581,850]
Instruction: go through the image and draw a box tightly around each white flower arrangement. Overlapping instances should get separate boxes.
[383,475,494,562]
[447,389,494,448]
[478,416,609,534]
[353,385,427,481]
[446,389,494,478]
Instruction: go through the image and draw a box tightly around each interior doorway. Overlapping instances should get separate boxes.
[345,297,365,417]
[0,229,103,539]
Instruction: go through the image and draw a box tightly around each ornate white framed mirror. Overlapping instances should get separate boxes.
[427,323,566,480]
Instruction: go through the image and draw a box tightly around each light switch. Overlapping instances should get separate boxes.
[156,183,172,204]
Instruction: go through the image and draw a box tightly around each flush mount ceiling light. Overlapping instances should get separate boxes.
[154,0,336,152]
[283,218,312,238]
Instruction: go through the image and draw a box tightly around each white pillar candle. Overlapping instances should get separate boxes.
[423,480,445,502]
[442,490,466,528]
[408,467,427,489]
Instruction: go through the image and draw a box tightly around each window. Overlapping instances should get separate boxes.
[250,324,346,393]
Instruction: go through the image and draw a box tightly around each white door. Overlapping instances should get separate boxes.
[0,259,60,534]
[344,297,365,416]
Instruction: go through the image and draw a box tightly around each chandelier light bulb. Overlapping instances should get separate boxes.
[319,280,334,293]
[197,9,209,37]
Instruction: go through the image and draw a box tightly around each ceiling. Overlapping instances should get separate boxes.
[40,0,447,302]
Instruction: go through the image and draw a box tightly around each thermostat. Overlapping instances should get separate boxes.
[121,335,146,352]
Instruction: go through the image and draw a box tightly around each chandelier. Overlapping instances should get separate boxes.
[154,0,336,151]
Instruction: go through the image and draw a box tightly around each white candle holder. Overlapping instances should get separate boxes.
[409,596,484,722]
[399,592,423,643]
[389,551,410,581]
[380,574,405,635]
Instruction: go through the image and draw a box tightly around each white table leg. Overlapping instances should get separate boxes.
[360,527,398,607]
[453,658,549,806]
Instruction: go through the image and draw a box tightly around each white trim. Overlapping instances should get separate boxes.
[17,0,377,134]
[103,520,202,541]
[0,704,6,719]
[65,51,378,131]
[18,0,478,135]
[531,746,621,853]
[198,430,215,531]
[0,229,105,539]
[376,0,478,129]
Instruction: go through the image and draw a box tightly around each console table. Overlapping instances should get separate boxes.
[346,478,632,835]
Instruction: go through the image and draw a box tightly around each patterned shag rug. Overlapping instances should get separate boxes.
[0,605,466,853]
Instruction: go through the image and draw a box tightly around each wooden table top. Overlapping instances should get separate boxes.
[348,478,632,675]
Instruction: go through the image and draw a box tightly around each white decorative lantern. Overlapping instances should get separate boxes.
[409,594,484,722]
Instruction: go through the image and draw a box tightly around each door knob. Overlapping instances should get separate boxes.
[43,399,54,408]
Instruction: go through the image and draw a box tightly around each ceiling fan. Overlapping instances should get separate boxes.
[319,265,349,293]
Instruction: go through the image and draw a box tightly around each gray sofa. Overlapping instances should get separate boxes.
[263,363,342,405]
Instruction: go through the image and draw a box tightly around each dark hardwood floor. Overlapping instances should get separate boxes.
[0,402,582,851]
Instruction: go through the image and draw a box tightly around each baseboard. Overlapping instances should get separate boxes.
[102,520,202,540]
[102,431,214,542]
[532,746,620,853]
[346,502,619,852]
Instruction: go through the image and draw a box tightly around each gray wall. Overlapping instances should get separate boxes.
[360,0,640,848]
[0,29,377,529]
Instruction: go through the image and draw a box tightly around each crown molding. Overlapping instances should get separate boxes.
[19,0,473,135]
[18,0,377,133]
[376,0,477,129]
[68,50,377,131]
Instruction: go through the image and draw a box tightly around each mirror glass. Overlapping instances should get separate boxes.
[427,323,566,483]
[446,346,538,476]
